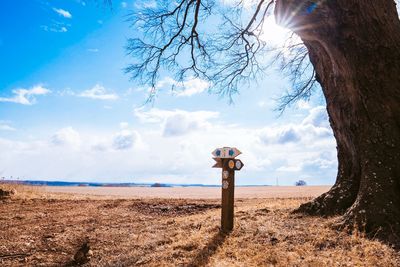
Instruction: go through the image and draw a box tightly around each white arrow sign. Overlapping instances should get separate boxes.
[212,147,242,158]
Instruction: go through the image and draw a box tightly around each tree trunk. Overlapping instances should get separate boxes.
[275,0,400,246]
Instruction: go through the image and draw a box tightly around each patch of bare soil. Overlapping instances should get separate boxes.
[128,199,221,216]
[1,190,399,266]
[0,188,16,199]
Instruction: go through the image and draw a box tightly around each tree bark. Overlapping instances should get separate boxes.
[275,0,400,246]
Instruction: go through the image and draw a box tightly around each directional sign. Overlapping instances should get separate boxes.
[235,159,244,171]
[212,158,223,168]
[212,148,221,158]
[212,147,242,159]
[225,159,244,171]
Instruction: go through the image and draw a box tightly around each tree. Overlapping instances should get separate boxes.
[295,180,307,186]
[125,0,400,246]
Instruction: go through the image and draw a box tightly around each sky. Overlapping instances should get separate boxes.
[0,0,338,185]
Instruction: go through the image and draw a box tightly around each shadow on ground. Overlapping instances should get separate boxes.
[187,229,228,266]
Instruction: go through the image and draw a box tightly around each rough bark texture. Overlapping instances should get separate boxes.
[275,0,400,246]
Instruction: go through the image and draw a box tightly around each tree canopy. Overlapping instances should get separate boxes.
[125,0,317,110]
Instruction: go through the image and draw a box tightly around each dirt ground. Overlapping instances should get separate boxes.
[1,185,399,266]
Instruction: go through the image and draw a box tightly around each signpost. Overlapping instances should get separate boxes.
[212,147,241,159]
[212,147,244,232]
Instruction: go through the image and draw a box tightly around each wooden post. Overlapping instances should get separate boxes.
[212,148,244,233]
[221,159,235,232]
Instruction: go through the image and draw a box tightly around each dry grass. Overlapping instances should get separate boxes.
[1,185,399,266]
[0,182,43,199]
[43,185,331,199]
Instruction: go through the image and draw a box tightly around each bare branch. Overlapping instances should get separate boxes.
[124,0,318,109]
[270,33,318,112]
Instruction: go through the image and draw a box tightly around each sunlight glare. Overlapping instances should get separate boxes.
[260,16,291,47]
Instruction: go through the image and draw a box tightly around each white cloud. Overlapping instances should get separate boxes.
[41,25,68,33]
[277,152,336,174]
[164,113,202,136]
[254,106,336,184]
[51,127,81,148]
[53,8,72,18]
[91,142,108,152]
[302,106,329,127]
[49,126,142,152]
[151,77,210,97]
[57,88,74,97]
[0,121,15,131]
[112,130,140,150]
[134,108,219,136]
[258,124,331,145]
[119,122,129,129]
[78,84,119,100]
[87,48,99,53]
[257,100,272,108]
[172,78,210,97]
[0,85,51,105]
[297,99,312,110]
[259,125,300,144]
[277,165,302,172]
[258,106,332,145]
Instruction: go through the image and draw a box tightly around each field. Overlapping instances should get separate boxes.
[1,184,399,266]
[43,185,330,199]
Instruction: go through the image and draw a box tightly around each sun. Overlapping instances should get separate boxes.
[260,16,292,47]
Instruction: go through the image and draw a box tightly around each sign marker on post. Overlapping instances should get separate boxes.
[212,147,241,159]
[212,147,244,232]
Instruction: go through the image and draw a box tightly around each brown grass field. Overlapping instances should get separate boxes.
[1,184,399,266]
[43,185,330,199]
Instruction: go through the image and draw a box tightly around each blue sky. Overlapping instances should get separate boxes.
[0,0,337,185]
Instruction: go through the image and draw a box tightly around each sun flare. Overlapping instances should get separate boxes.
[260,16,292,47]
